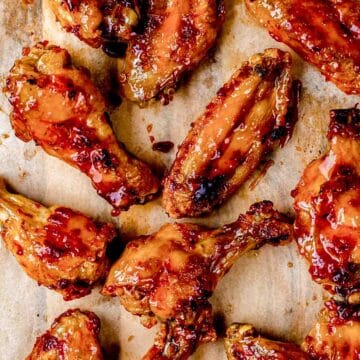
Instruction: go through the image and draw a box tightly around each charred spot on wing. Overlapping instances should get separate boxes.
[329,107,360,139]
[102,41,128,58]
[193,175,227,204]
[254,64,268,78]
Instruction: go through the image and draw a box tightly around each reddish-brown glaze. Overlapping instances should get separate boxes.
[26,309,104,359]
[246,0,360,95]
[163,49,298,218]
[0,179,115,301]
[48,0,140,52]
[102,201,293,359]
[302,300,360,359]
[4,42,159,212]
[292,107,360,303]
[225,301,360,360]
[119,0,225,102]
[225,323,310,360]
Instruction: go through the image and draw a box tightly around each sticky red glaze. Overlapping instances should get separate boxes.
[5,44,160,212]
[293,107,360,298]
[41,334,65,355]
[246,0,360,94]
[42,207,89,261]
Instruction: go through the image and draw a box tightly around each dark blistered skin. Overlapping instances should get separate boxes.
[102,201,293,359]
[245,0,360,95]
[163,48,298,218]
[4,43,159,212]
[0,179,115,301]
[119,0,225,102]
[26,309,104,360]
[292,108,360,303]
[48,0,140,50]
[225,323,310,360]
[302,300,360,360]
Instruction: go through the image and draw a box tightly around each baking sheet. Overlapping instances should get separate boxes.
[0,0,359,359]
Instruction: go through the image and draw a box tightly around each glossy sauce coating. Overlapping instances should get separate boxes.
[0,179,115,300]
[292,108,360,302]
[119,0,225,102]
[163,48,298,218]
[26,309,103,359]
[225,301,360,360]
[246,0,360,95]
[48,0,140,50]
[302,300,360,359]
[4,42,159,211]
[102,201,293,359]
[225,323,310,360]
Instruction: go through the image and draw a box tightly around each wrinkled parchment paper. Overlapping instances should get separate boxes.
[0,1,359,359]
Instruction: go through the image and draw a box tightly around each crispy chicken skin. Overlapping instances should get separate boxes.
[48,0,140,49]
[245,0,360,95]
[4,42,159,212]
[163,49,298,218]
[119,0,225,102]
[224,323,310,360]
[303,300,360,360]
[26,309,103,360]
[292,107,360,303]
[102,201,293,359]
[0,179,115,301]
[224,301,360,360]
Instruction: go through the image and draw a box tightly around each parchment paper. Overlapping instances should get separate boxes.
[0,1,359,359]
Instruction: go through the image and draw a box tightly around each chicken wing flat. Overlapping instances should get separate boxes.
[26,309,103,360]
[292,107,360,303]
[102,201,293,359]
[4,42,159,212]
[245,0,360,95]
[225,323,310,360]
[48,0,140,50]
[0,179,115,300]
[224,300,360,360]
[119,0,225,102]
[303,300,360,359]
[163,48,298,218]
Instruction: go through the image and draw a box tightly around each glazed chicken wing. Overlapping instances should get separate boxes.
[26,309,103,360]
[48,0,140,51]
[292,107,360,303]
[225,323,310,360]
[4,42,159,212]
[245,0,360,95]
[0,179,115,300]
[119,0,225,102]
[102,201,293,359]
[303,300,360,359]
[163,48,299,218]
[224,300,360,360]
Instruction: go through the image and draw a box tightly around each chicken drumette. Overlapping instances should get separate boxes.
[26,309,104,359]
[48,0,140,52]
[102,201,293,359]
[225,301,360,360]
[119,0,225,102]
[4,42,159,212]
[245,0,360,95]
[0,179,115,300]
[292,107,360,303]
[163,48,299,218]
